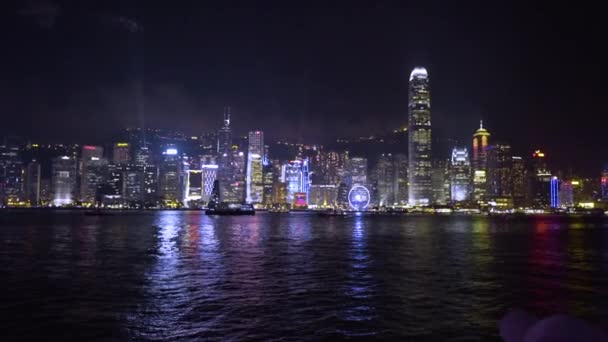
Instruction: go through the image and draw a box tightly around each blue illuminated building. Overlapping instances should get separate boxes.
[550,176,560,208]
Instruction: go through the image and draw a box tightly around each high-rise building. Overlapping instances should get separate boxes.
[560,180,575,207]
[393,154,408,205]
[219,148,246,203]
[431,159,449,205]
[550,176,560,208]
[246,131,264,204]
[282,160,304,206]
[24,161,41,206]
[487,144,513,207]
[121,164,144,206]
[201,155,218,203]
[184,170,203,207]
[511,156,526,207]
[374,154,394,206]
[158,147,186,206]
[51,156,77,206]
[472,121,490,202]
[408,66,432,205]
[450,147,471,203]
[315,150,349,185]
[262,161,274,206]
[0,143,24,206]
[601,164,608,201]
[217,107,232,155]
[113,142,130,165]
[346,157,367,187]
[529,150,552,208]
[79,156,108,205]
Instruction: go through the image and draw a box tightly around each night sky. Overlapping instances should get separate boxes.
[2,1,607,174]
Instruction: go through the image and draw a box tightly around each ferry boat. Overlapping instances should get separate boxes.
[205,203,255,216]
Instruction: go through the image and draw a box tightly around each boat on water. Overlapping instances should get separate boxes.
[317,209,348,217]
[205,203,255,216]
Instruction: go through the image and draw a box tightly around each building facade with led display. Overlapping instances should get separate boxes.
[246,131,264,204]
[450,147,471,203]
[52,156,77,206]
[472,121,490,202]
[408,66,432,205]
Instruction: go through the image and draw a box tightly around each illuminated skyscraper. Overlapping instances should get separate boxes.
[374,154,394,206]
[113,142,130,165]
[217,107,232,155]
[158,147,186,206]
[472,121,490,202]
[529,150,552,208]
[346,157,367,187]
[601,164,608,201]
[246,131,264,204]
[0,143,24,206]
[408,66,432,205]
[431,159,449,205]
[279,159,310,206]
[393,154,408,205]
[24,161,41,206]
[450,148,471,203]
[52,156,77,206]
[487,144,513,207]
[550,176,560,208]
[80,157,108,205]
[511,156,526,207]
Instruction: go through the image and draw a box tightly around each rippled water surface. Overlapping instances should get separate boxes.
[1,211,608,341]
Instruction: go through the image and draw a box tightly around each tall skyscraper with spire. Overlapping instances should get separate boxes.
[217,107,232,155]
[472,120,490,201]
[408,66,432,205]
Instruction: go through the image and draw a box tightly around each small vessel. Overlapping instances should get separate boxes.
[268,207,290,213]
[317,209,348,217]
[205,203,255,216]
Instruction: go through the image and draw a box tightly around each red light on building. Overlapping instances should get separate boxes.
[83,145,97,151]
[293,192,307,209]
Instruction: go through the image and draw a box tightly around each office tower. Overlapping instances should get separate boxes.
[200,131,217,155]
[560,180,575,207]
[408,66,432,205]
[282,160,304,206]
[0,143,24,206]
[209,180,220,206]
[262,161,274,206]
[530,150,552,208]
[113,142,130,165]
[79,145,104,203]
[158,147,185,206]
[184,170,203,207]
[374,154,395,206]
[201,155,218,203]
[24,161,41,206]
[346,157,367,188]
[337,182,350,208]
[601,164,608,201]
[103,164,123,206]
[217,107,232,155]
[51,156,77,206]
[219,147,246,203]
[431,159,449,205]
[450,148,471,202]
[271,181,287,205]
[550,177,560,208]
[317,150,349,185]
[511,156,526,207]
[472,121,490,202]
[121,164,144,206]
[393,154,408,205]
[246,131,264,204]
[487,144,513,207]
[80,157,108,205]
[308,185,337,208]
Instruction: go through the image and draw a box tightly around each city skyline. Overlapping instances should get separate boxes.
[2,2,607,175]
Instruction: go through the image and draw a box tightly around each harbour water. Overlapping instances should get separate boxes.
[1,211,607,340]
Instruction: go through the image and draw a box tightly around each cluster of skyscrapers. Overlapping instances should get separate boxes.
[1,67,607,211]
